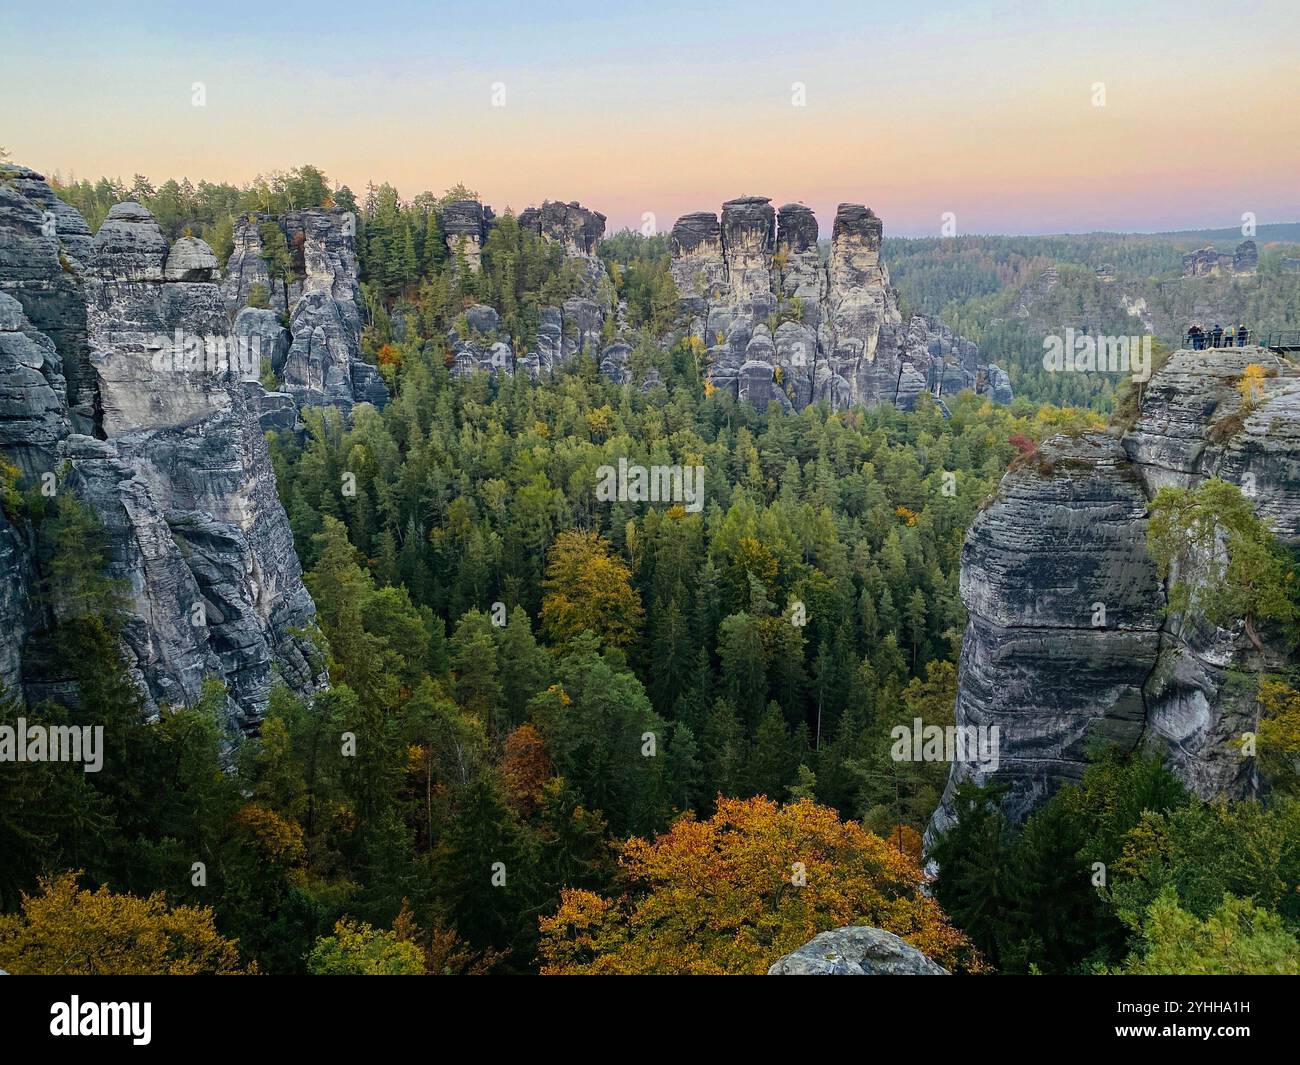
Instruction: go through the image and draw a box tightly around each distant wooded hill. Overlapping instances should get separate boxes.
[876,227,1300,411]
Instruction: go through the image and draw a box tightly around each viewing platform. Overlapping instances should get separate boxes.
[1182,329,1300,353]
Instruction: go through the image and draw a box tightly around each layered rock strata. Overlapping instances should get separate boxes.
[440,194,999,411]
[520,199,609,303]
[930,346,1300,840]
[1182,239,1258,278]
[519,200,606,258]
[0,167,96,430]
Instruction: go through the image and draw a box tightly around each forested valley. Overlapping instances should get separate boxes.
[1,164,1298,977]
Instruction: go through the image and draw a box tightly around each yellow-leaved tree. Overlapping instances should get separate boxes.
[1237,363,1272,410]
[0,872,252,975]
[538,795,982,974]
[540,529,643,648]
[1257,679,1300,792]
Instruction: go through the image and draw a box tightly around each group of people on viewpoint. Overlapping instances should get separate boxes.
[1186,323,1250,349]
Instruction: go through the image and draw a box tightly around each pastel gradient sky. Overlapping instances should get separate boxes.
[5,0,1299,236]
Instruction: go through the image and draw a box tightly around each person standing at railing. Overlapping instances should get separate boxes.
[1188,324,1204,350]
[1211,323,1224,348]
[1237,325,1249,347]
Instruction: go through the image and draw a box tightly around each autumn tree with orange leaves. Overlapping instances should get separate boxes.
[500,723,553,817]
[538,795,981,975]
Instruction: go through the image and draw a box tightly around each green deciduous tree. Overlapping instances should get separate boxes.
[1148,477,1298,651]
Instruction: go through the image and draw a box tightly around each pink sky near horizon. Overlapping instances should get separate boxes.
[7,3,1299,237]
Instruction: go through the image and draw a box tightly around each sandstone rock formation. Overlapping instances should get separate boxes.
[224,208,387,419]
[1233,240,1260,274]
[0,169,96,430]
[446,199,626,383]
[0,291,67,478]
[519,200,606,258]
[164,236,220,281]
[222,213,275,309]
[87,204,234,435]
[1182,240,1259,278]
[1123,347,1300,798]
[775,202,825,315]
[447,303,513,378]
[0,165,95,266]
[437,194,999,412]
[930,345,1300,840]
[520,199,609,305]
[670,211,728,313]
[0,165,321,732]
[670,198,1010,413]
[441,200,493,274]
[1011,266,1060,319]
[767,927,948,975]
[928,432,1163,834]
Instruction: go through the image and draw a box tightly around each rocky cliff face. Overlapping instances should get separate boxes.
[0,167,96,432]
[671,198,1010,413]
[0,290,59,698]
[671,212,728,313]
[0,165,321,732]
[441,200,494,274]
[930,345,1300,839]
[519,200,606,258]
[0,290,67,479]
[225,208,388,423]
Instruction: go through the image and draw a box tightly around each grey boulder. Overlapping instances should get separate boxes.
[768,927,948,975]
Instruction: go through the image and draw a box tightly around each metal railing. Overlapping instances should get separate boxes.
[1257,330,1300,352]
